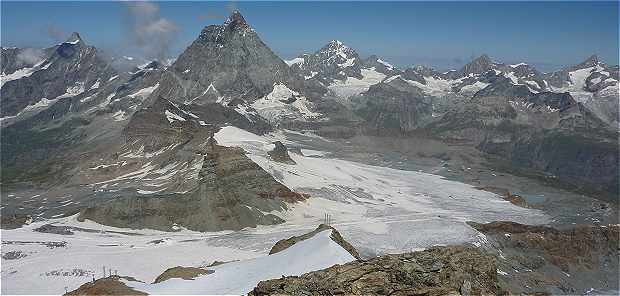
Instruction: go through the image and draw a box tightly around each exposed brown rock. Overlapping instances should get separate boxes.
[153,266,213,283]
[468,221,620,294]
[65,276,146,296]
[252,245,501,296]
[475,186,529,208]
[468,221,619,272]
[207,260,237,267]
[269,224,360,260]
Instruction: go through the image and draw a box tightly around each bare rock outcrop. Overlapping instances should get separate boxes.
[252,245,501,295]
[267,141,296,164]
[269,224,360,259]
[468,221,620,294]
[153,266,213,283]
[65,276,146,296]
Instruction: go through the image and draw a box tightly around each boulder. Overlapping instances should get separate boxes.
[267,141,295,164]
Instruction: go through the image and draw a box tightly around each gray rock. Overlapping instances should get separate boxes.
[267,141,295,164]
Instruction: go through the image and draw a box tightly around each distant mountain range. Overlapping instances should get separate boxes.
[1,11,618,230]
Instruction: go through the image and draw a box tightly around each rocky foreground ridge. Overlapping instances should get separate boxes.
[65,222,618,295]
[252,245,500,296]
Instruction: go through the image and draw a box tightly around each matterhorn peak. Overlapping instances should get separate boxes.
[576,54,600,68]
[473,54,493,64]
[65,32,83,44]
[224,10,249,29]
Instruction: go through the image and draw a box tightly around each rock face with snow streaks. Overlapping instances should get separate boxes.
[154,11,304,106]
[1,33,116,117]
[77,136,305,231]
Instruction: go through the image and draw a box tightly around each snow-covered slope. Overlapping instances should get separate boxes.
[124,228,355,295]
[0,216,261,295]
[327,67,386,99]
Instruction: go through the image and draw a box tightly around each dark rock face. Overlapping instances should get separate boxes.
[1,33,116,117]
[269,224,360,260]
[473,77,531,99]
[459,54,498,76]
[430,79,619,199]
[352,77,432,134]
[468,221,620,295]
[77,139,306,231]
[479,129,619,199]
[251,246,501,296]
[267,141,295,164]
[34,224,74,235]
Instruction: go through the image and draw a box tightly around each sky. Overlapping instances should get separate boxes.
[1,1,618,72]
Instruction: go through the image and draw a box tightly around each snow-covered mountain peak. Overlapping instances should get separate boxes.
[318,40,357,61]
[289,40,363,84]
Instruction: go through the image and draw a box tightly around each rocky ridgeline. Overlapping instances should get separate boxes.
[252,245,500,295]
[269,224,360,259]
[77,135,306,232]
[469,221,620,294]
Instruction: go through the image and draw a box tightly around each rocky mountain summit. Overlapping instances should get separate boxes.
[289,40,364,84]
[159,11,303,104]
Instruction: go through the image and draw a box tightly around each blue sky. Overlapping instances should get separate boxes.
[1,1,618,72]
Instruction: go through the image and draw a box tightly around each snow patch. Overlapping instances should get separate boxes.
[285,57,304,66]
[377,59,394,70]
[328,67,386,99]
[128,83,159,99]
[251,83,321,124]
[165,110,186,123]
